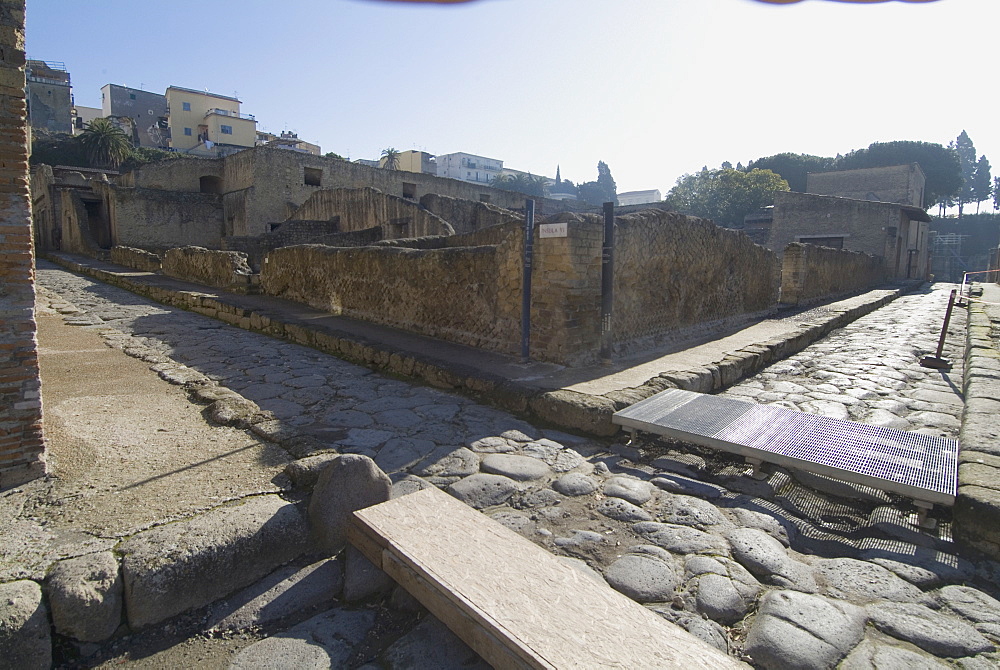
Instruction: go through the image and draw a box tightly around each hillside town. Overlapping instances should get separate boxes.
[4,1,1000,669]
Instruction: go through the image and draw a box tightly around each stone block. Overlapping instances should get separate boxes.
[47,552,122,642]
[0,580,50,670]
[308,455,391,555]
[120,495,310,629]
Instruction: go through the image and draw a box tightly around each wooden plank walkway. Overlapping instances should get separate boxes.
[349,486,745,670]
[613,388,958,507]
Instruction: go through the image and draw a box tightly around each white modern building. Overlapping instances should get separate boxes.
[435,152,503,185]
[617,189,662,206]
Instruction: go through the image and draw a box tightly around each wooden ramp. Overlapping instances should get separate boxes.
[613,388,958,507]
[349,486,745,670]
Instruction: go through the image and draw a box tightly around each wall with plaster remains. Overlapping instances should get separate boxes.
[104,184,224,251]
[162,246,253,290]
[288,187,454,239]
[111,246,162,272]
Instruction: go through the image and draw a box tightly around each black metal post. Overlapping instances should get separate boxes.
[600,201,615,365]
[920,289,956,370]
[520,199,534,363]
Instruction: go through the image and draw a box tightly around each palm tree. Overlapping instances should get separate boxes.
[380,147,401,170]
[77,118,133,170]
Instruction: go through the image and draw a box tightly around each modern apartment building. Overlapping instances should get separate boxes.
[435,152,502,185]
[617,189,662,206]
[101,84,168,148]
[391,150,436,174]
[26,60,72,134]
[165,86,256,152]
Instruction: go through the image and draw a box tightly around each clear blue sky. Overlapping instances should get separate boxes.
[25,0,1000,201]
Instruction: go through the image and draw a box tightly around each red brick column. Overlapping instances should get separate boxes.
[0,0,46,488]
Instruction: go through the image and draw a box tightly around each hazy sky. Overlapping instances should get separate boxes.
[25,0,999,197]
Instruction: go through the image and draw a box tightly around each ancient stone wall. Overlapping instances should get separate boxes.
[261,244,521,354]
[111,246,162,272]
[418,193,522,235]
[612,210,780,356]
[123,155,223,192]
[162,246,253,290]
[0,0,45,488]
[106,185,224,251]
[57,189,104,257]
[288,187,454,239]
[780,243,886,305]
[223,222,383,272]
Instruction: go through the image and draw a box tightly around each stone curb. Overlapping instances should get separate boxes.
[955,285,1000,557]
[44,253,907,438]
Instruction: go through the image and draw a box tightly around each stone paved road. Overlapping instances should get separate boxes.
[719,282,966,439]
[32,264,1000,670]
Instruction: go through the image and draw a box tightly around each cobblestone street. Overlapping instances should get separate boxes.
[719,282,966,439]
[24,263,1000,669]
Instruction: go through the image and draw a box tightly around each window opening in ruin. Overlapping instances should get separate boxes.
[83,199,113,250]
[402,182,416,199]
[479,194,490,203]
[199,175,223,194]
[390,217,410,237]
[304,167,322,186]
[270,223,280,232]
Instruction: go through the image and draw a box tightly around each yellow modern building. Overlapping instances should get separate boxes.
[165,86,256,152]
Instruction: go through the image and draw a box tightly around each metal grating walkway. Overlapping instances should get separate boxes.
[613,389,959,506]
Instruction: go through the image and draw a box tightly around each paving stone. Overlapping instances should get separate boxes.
[552,472,598,496]
[373,408,423,429]
[382,615,489,669]
[604,545,678,603]
[597,497,653,522]
[0,580,51,670]
[839,638,951,670]
[447,473,520,509]
[814,557,933,605]
[322,409,374,429]
[553,529,605,549]
[205,559,342,632]
[481,453,551,481]
[341,428,396,450]
[343,546,392,603]
[938,585,1000,624]
[500,429,537,443]
[375,438,436,474]
[522,440,586,472]
[727,507,793,547]
[229,607,377,669]
[603,476,654,505]
[284,453,341,489]
[726,527,816,592]
[309,455,391,555]
[412,446,480,479]
[648,606,729,653]
[745,590,866,670]
[657,494,730,530]
[47,552,122,642]
[489,510,535,535]
[799,399,850,420]
[867,601,995,657]
[684,555,761,624]
[632,521,730,556]
[467,436,516,453]
[651,474,724,499]
[861,408,912,430]
[859,546,976,589]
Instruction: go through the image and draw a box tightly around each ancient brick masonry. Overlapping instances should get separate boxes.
[0,0,45,488]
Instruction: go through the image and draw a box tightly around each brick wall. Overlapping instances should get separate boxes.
[0,0,45,488]
[780,243,886,305]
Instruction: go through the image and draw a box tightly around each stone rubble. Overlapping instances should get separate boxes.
[12,266,1000,667]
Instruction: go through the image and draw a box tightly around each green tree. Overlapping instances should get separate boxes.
[490,172,548,197]
[76,118,134,170]
[578,160,617,206]
[834,140,961,210]
[994,176,1000,212]
[971,155,992,215]
[746,152,835,193]
[380,147,400,170]
[664,168,789,227]
[953,130,977,218]
[324,151,346,160]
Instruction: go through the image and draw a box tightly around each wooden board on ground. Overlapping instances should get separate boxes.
[349,486,745,670]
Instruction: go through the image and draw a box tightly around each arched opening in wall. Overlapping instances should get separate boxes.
[200,175,223,194]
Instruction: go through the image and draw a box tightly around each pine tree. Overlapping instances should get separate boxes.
[971,155,992,215]
[954,130,977,218]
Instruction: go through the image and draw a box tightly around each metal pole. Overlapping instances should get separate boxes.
[520,199,534,363]
[933,289,957,360]
[600,201,615,365]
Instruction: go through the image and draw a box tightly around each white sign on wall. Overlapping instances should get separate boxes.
[538,222,568,238]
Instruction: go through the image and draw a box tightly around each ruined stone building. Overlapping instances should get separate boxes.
[26,59,71,134]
